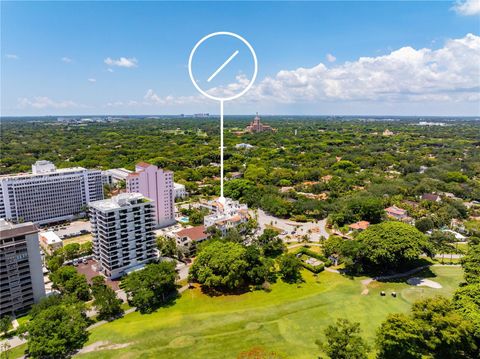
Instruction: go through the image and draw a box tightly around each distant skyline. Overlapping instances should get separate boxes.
[1,1,480,116]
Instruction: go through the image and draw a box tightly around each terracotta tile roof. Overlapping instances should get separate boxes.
[385,205,407,216]
[229,215,242,223]
[136,161,151,169]
[176,225,208,242]
[349,221,370,230]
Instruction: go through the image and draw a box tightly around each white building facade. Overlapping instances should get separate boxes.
[0,219,46,316]
[102,168,132,186]
[126,162,175,228]
[0,160,103,225]
[89,193,157,279]
[201,198,249,235]
[174,183,187,199]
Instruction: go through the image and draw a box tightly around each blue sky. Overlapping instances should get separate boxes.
[1,1,479,116]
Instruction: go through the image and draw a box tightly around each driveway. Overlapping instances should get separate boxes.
[253,209,329,242]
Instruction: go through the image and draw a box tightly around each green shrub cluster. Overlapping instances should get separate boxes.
[294,247,329,273]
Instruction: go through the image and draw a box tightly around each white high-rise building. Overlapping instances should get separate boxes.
[89,193,157,279]
[0,219,46,316]
[0,160,103,225]
[126,162,175,227]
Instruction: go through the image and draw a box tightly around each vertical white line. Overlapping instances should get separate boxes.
[220,100,224,200]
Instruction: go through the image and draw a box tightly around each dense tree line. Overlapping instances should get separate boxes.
[2,118,478,221]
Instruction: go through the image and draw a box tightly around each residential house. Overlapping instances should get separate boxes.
[385,205,409,220]
[348,221,370,232]
[421,193,441,203]
[174,225,209,256]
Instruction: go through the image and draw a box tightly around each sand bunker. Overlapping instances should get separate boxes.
[407,277,442,289]
[168,336,196,348]
[245,322,262,330]
[78,341,132,354]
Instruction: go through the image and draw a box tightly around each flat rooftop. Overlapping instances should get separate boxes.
[0,166,89,180]
[89,192,150,211]
[39,231,62,244]
[0,219,38,240]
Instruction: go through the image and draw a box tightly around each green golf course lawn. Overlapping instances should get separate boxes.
[74,265,463,359]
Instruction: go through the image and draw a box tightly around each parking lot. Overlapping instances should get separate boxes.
[44,220,91,239]
[75,259,121,291]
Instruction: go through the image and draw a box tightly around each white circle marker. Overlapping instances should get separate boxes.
[188,32,258,202]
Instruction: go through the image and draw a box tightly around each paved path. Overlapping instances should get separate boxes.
[325,267,341,273]
[372,265,430,282]
[1,335,26,352]
[86,284,190,330]
[3,283,191,353]
[434,253,464,259]
[287,243,322,249]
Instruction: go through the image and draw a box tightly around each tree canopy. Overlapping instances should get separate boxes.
[122,262,178,313]
[26,297,89,358]
[318,318,369,359]
[189,241,249,291]
[376,296,476,359]
[357,222,432,271]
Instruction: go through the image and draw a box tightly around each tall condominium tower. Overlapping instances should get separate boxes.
[0,160,103,225]
[0,219,46,317]
[89,193,157,279]
[126,162,175,228]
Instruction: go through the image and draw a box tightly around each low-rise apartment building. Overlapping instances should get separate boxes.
[102,168,132,186]
[174,183,188,199]
[39,231,63,255]
[174,225,209,256]
[201,198,249,235]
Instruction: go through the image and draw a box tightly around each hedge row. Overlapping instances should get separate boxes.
[294,247,327,261]
[301,261,325,274]
[294,246,330,273]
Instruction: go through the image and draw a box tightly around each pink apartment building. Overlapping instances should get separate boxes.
[126,162,176,227]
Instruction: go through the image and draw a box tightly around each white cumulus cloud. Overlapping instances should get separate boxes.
[326,53,336,62]
[107,90,201,108]
[452,0,480,15]
[17,97,79,109]
[248,33,480,104]
[104,57,138,68]
[206,74,251,99]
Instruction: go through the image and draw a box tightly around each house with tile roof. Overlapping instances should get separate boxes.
[174,225,209,256]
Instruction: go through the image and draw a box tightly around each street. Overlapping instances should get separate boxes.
[253,209,330,242]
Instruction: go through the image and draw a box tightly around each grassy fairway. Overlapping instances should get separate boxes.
[76,266,462,359]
